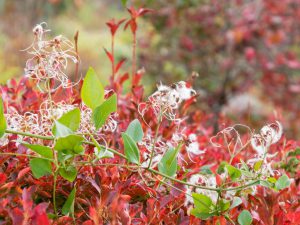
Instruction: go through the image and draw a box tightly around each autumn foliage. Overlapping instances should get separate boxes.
[0,4,299,225]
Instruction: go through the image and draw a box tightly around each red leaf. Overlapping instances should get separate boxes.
[115,58,126,73]
[10,208,24,225]
[137,8,153,17]
[32,203,50,225]
[0,173,7,185]
[119,73,129,85]
[17,167,31,180]
[106,18,126,36]
[103,48,113,62]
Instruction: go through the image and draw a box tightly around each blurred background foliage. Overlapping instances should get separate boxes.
[0,0,135,84]
[0,0,300,138]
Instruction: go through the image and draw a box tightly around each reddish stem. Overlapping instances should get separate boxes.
[74,31,79,82]
[132,32,137,85]
[111,35,115,81]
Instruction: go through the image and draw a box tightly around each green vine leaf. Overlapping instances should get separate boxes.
[22,142,53,159]
[238,210,253,225]
[29,158,52,179]
[158,146,180,177]
[94,145,114,159]
[93,94,117,130]
[200,165,213,175]
[59,165,77,182]
[122,133,140,164]
[230,197,243,209]
[53,120,73,137]
[52,108,80,134]
[190,193,215,219]
[125,119,144,142]
[0,98,6,138]
[62,187,76,217]
[220,199,230,212]
[54,135,84,155]
[275,174,291,190]
[226,164,242,181]
[81,67,104,110]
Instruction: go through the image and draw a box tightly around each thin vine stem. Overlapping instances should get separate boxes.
[0,152,54,161]
[147,110,163,168]
[53,170,58,216]
[4,129,260,192]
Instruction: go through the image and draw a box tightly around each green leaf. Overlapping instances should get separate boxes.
[158,147,180,177]
[93,94,117,130]
[125,119,144,142]
[268,177,277,183]
[57,151,74,164]
[53,120,73,137]
[29,158,52,179]
[259,180,273,188]
[253,160,263,171]
[230,197,243,209]
[217,161,227,174]
[90,135,114,159]
[22,142,53,159]
[275,174,291,190]
[62,187,76,216]
[0,98,6,138]
[54,135,84,155]
[220,199,230,212]
[53,109,80,135]
[122,133,140,164]
[287,148,300,156]
[81,67,104,110]
[94,145,114,159]
[226,164,242,181]
[192,193,213,213]
[190,208,214,220]
[238,210,253,225]
[200,165,213,175]
[59,165,77,182]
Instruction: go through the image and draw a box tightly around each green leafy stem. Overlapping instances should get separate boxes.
[3,128,260,193]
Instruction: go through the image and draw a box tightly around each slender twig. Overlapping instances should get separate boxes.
[0,152,54,161]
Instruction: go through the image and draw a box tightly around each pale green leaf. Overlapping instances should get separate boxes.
[81,67,104,110]
[22,142,53,159]
[93,94,117,130]
[52,108,80,134]
[53,120,73,137]
[226,164,242,181]
[54,135,84,155]
[192,193,213,213]
[230,197,243,209]
[158,147,180,177]
[59,165,77,182]
[275,174,291,190]
[125,119,143,142]
[238,210,253,225]
[29,158,52,178]
[62,187,76,216]
[122,133,140,164]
